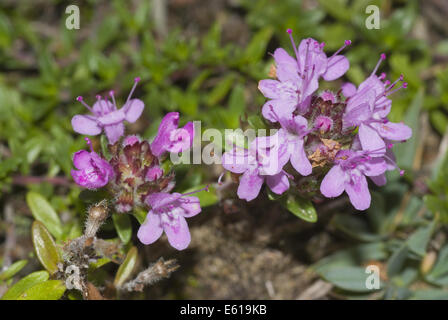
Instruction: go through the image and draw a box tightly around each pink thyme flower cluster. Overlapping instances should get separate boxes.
[70,79,200,250]
[222,30,412,211]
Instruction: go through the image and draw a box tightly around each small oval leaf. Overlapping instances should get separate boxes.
[112,213,132,244]
[283,195,318,223]
[17,280,66,300]
[32,221,62,274]
[0,260,28,281]
[114,246,138,288]
[2,271,49,300]
[26,191,63,239]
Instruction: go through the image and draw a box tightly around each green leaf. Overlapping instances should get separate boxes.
[282,194,317,222]
[393,89,423,170]
[112,213,132,245]
[31,221,62,274]
[387,243,409,277]
[100,134,112,160]
[319,266,381,293]
[247,114,267,130]
[205,74,235,107]
[242,27,273,63]
[2,271,49,300]
[314,242,387,273]
[426,245,448,286]
[26,191,63,239]
[0,260,28,281]
[17,280,66,300]
[331,214,384,242]
[181,184,218,208]
[407,221,435,257]
[411,289,448,300]
[114,246,138,288]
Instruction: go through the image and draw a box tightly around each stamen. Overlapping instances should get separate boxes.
[385,82,407,96]
[85,137,94,153]
[287,29,301,71]
[331,39,351,58]
[379,72,386,80]
[126,77,141,103]
[218,172,225,185]
[76,96,94,114]
[371,53,386,76]
[182,184,210,197]
[386,74,404,91]
[109,90,117,110]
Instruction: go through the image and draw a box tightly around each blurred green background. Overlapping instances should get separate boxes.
[1,0,448,300]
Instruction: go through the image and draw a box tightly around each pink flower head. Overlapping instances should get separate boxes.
[71,78,145,144]
[342,54,411,151]
[320,147,387,210]
[222,131,290,201]
[259,30,350,122]
[71,138,114,189]
[137,191,202,250]
[151,112,194,157]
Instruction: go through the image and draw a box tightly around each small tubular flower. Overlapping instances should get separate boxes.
[320,148,387,210]
[150,112,194,157]
[222,132,290,201]
[71,78,145,144]
[71,138,114,189]
[137,192,202,250]
[259,30,350,122]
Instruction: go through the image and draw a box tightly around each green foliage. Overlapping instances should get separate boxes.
[31,221,62,275]
[114,246,138,288]
[2,271,49,300]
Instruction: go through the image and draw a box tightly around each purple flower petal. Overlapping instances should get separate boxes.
[370,174,387,186]
[237,169,264,201]
[341,82,357,98]
[104,122,125,145]
[151,112,180,156]
[359,123,385,152]
[273,48,300,83]
[266,172,289,194]
[123,99,144,123]
[370,121,412,141]
[289,139,312,176]
[261,99,297,123]
[164,215,191,250]
[258,79,281,99]
[323,55,349,81]
[345,174,371,210]
[97,109,126,126]
[179,196,201,217]
[320,165,346,198]
[137,211,163,245]
[146,192,181,210]
[72,150,93,170]
[71,115,102,135]
[92,99,114,115]
[363,157,387,177]
[222,149,249,173]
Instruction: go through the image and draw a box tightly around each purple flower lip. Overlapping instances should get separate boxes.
[71,78,145,144]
